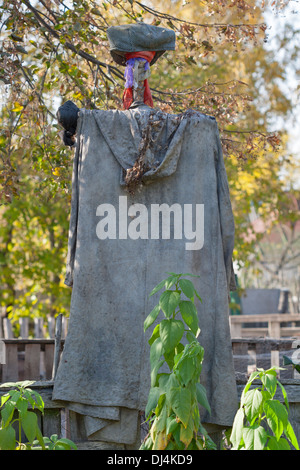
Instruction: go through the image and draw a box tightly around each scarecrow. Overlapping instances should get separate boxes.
[53,23,238,449]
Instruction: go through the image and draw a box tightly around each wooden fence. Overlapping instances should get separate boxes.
[0,314,65,383]
[0,315,68,340]
[230,313,300,339]
[1,336,299,383]
[232,337,300,380]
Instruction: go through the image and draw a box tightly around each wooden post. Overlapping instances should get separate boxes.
[44,343,55,380]
[269,319,281,338]
[19,317,29,339]
[0,317,4,338]
[47,317,56,339]
[2,343,19,382]
[52,314,62,380]
[3,318,13,339]
[229,317,242,338]
[24,343,41,380]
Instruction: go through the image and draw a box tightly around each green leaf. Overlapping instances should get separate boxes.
[167,387,192,428]
[165,275,178,290]
[54,438,77,450]
[159,290,180,318]
[150,337,164,371]
[148,324,160,346]
[178,279,195,299]
[16,396,28,416]
[149,279,166,297]
[260,370,277,397]
[166,416,179,435]
[242,425,268,450]
[21,411,38,443]
[145,387,161,418]
[264,399,288,440]
[34,424,46,450]
[179,300,200,336]
[284,421,299,450]
[277,380,289,412]
[163,349,175,370]
[267,436,290,450]
[230,408,245,449]
[1,400,15,426]
[243,388,263,425]
[240,370,261,405]
[0,425,16,450]
[9,390,21,405]
[186,331,197,343]
[156,397,167,430]
[144,304,161,331]
[196,383,211,414]
[174,355,195,386]
[1,394,10,407]
[151,359,165,387]
[158,373,171,391]
[29,390,44,412]
[283,355,300,374]
[160,319,184,354]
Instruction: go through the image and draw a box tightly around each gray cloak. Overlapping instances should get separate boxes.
[52,104,238,445]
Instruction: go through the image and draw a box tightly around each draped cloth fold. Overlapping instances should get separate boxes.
[52,107,238,448]
[123,51,156,109]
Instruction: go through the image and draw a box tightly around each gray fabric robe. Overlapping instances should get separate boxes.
[52,105,238,445]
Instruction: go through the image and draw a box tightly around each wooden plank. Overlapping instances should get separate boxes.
[19,318,29,339]
[230,319,242,338]
[269,320,281,338]
[24,343,41,380]
[44,343,55,380]
[3,318,13,339]
[47,317,55,339]
[2,343,19,382]
[0,318,4,338]
[230,314,300,323]
[42,409,62,438]
[34,318,45,339]
[52,314,62,380]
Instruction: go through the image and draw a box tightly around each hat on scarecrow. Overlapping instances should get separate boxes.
[106,23,176,109]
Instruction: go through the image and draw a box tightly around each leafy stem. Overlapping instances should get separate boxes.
[141,272,214,451]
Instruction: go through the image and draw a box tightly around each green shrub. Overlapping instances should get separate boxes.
[0,381,77,450]
[230,367,299,450]
[141,272,215,450]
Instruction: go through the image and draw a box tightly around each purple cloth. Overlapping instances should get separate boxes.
[124,58,149,88]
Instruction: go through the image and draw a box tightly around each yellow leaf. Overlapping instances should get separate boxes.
[12,102,24,113]
[154,431,168,450]
[52,167,61,176]
[179,419,194,448]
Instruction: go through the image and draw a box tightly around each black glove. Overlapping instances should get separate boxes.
[57,100,80,146]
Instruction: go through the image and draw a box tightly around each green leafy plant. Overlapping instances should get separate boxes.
[0,381,77,450]
[140,272,215,450]
[230,368,299,450]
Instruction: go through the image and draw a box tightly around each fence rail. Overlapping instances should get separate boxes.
[0,337,299,383]
[0,339,65,383]
[230,314,300,339]
[232,337,300,380]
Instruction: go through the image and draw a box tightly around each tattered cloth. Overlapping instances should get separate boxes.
[52,105,238,446]
[123,51,155,110]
